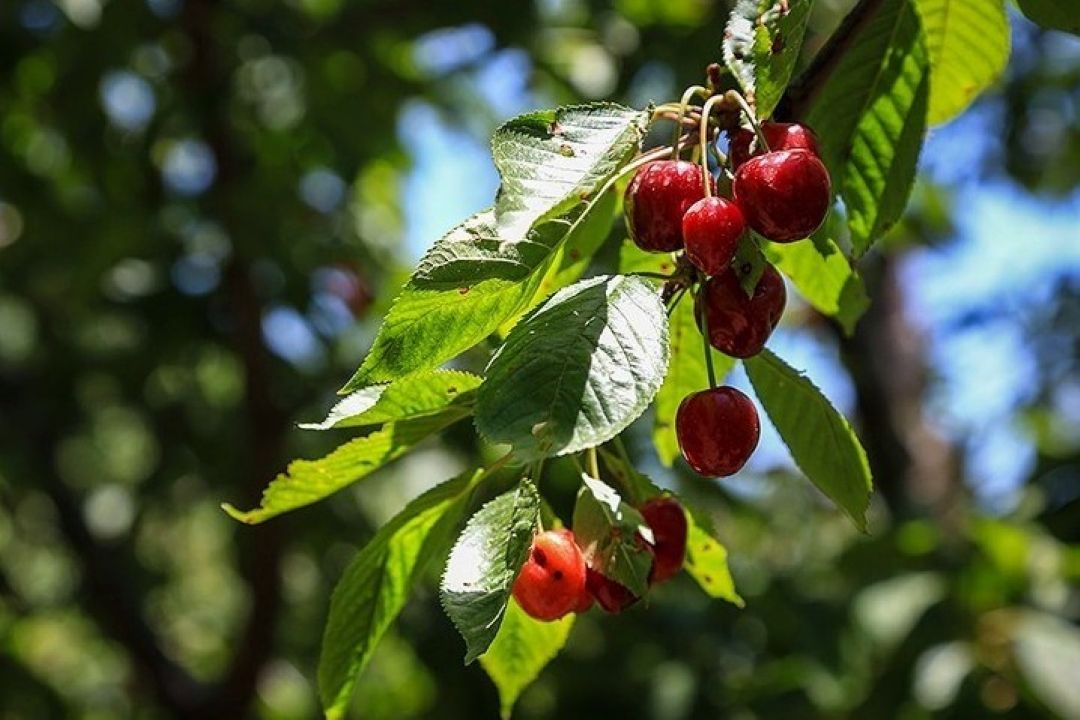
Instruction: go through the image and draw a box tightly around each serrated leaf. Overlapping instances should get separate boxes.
[653,294,736,467]
[476,275,668,461]
[724,0,814,118]
[745,348,873,531]
[498,190,618,336]
[318,470,477,719]
[684,521,744,606]
[479,597,575,720]
[492,104,648,238]
[763,233,869,336]
[303,370,482,430]
[803,0,930,256]
[572,475,653,596]
[222,411,468,524]
[1016,0,1080,37]
[343,211,545,389]
[913,0,1009,125]
[346,104,647,388]
[441,480,541,664]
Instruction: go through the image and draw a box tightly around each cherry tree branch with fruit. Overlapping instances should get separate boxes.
[222,0,1017,716]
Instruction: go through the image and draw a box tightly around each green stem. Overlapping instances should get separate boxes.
[671,85,709,159]
[729,89,770,153]
[666,287,688,317]
[633,271,676,281]
[698,94,726,197]
[586,447,600,479]
[698,284,718,388]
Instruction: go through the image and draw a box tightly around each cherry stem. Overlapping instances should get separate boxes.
[698,94,725,197]
[586,447,600,480]
[666,286,687,317]
[697,284,718,388]
[671,85,709,159]
[633,271,676,281]
[729,90,770,154]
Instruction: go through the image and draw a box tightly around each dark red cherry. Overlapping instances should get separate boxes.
[624,160,714,252]
[512,529,587,621]
[732,149,831,243]
[676,387,760,477]
[585,568,639,614]
[639,498,687,584]
[681,196,745,276]
[696,263,786,358]
[728,123,821,169]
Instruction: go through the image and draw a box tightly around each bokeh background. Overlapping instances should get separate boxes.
[1,0,1079,718]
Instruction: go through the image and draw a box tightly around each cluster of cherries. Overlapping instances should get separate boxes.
[625,118,831,477]
[512,497,687,621]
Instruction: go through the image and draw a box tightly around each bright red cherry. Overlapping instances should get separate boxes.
[728,122,821,169]
[681,196,745,276]
[733,149,831,243]
[640,498,687,584]
[676,387,760,477]
[696,263,786,358]
[585,568,639,614]
[512,529,587,621]
[624,160,714,252]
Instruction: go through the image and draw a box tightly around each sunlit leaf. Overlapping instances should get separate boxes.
[745,348,873,530]
[223,411,468,524]
[480,597,575,720]
[476,275,668,461]
[440,480,541,663]
[724,0,814,118]
[318,471,478,718]
[803,0,930,256]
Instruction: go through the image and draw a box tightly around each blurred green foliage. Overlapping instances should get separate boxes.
[0,0,1078,718]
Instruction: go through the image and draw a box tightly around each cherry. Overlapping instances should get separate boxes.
[512,529,587,621]
[732,149,831,243]
[696,263,786,358]
[676,386,760,477]
[640,498,687,584]
[681,196,745,276]
[624,160,714,252]
[728,122,821,169]
[585,568,639,614]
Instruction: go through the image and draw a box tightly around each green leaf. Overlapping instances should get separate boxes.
[342,211,544,389]
[616,239,678,276]
[346,104,647,388]
[724,0,814,118]
[222,411,468,524]
[653,294,735,467]
[595,451,744,607]
[476,275,669,461]
[744,348,873,531]
[492,104,648,238]
[804,0,930,256]
[498,190,618,335]
[572,475,653,596]
[479,597,575,720]
[303,370,482,430]
[318,470,477,719]
[763,233,869,336]
[914,0,1009,125]
[440,479,541,664]
[684,520,744,607]
[1016,0,1080,36]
